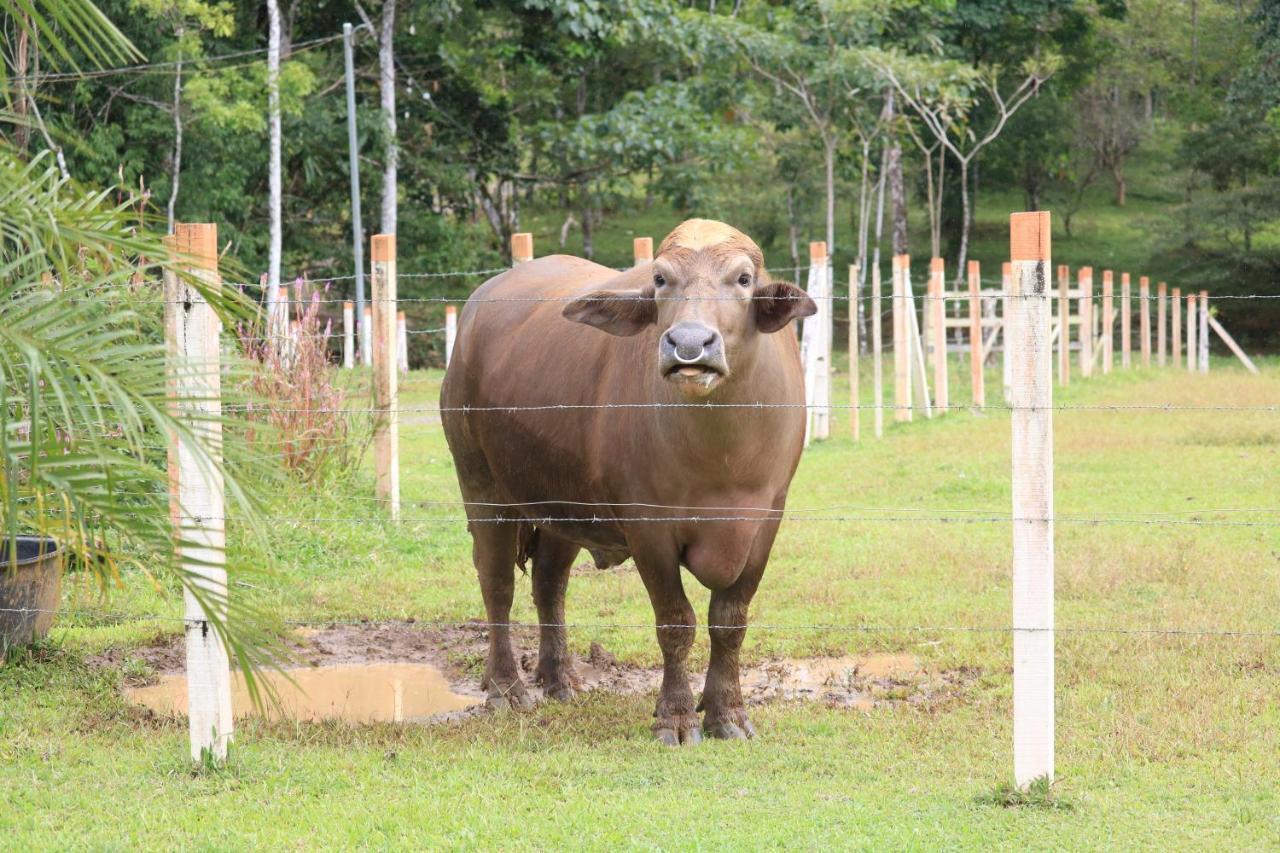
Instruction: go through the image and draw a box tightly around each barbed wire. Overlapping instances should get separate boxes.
[73,291,1280,306]
[11,33,348,84]
[5,605,1279,638]
[25,509,1280,527]
[219,402,1280,414]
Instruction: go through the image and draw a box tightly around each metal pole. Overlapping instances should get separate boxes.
[343,23,368,364]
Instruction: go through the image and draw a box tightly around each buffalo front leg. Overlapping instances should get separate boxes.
[530,531,582,701]
[471,520,534,712]
[636,553,700,746]
[699,522,776,740]
[699,585,757,739]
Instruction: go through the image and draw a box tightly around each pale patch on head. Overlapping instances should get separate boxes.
[661,219,740,251]
[657,219,765,273]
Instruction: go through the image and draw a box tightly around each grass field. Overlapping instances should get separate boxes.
[3,355,1279,848]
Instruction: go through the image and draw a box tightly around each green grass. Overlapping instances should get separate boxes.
[4,358,1280,848]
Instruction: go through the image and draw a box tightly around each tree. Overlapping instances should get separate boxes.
[877,53,1055,280]
[716,0,893,264]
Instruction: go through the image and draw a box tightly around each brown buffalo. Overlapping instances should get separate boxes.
[440,219,816,744]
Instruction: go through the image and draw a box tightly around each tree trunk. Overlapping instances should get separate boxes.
[167,46,184,234]
[854,138,871,353]
[379,0,398,235]
[14,20,30,152]
[1113,164,1126,206]
[954,159,971,285]
[580,183,595,260]
[886,91,908,255]
[921,146,936,258]
[823,136,836,262]
[267,0,282,303]
[866,142,888,352]
[786,184,800,272]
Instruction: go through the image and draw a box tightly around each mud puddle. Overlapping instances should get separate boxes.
[127,662,482,723]
[110,622,972,725]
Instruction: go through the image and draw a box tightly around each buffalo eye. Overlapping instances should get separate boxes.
[653,274,667,288]
[736,273,751,287]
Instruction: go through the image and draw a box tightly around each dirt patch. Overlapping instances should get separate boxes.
[99,621,977,724]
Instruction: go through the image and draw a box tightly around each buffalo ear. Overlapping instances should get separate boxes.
[563,286,656,336]
[754,281,817,333]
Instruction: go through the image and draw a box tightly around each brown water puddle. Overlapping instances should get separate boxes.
[127,662,481,723]
[110,622,969,726]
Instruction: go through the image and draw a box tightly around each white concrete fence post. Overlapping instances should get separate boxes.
[444,305,457,368]
[802,241,831,441]
[164,223,233,764]
[342,301,354,369]
[872,260,884,437]
[1009,211,1055,790]
[397,311,409,374]
[1198,290,1210,374]
[371,234,400,521]
[633,236,653,266]
[361,306,372,367]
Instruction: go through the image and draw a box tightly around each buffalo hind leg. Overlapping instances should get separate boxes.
[635,552,700,746]
[531,531,582,701]
[699,522,776,739]
[472,520,534,712]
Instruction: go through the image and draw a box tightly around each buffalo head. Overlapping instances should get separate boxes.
[562,219,816,397]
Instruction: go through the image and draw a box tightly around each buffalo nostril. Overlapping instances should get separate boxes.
[675,343,704,362]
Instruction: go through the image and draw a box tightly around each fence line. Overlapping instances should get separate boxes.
[220,402,1280,413]
[37,220,1278,782]
[6,605,1280,639]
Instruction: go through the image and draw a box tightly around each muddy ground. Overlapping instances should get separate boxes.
[94,620,979,724]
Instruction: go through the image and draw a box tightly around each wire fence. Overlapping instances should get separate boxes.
[7,605,1280,639]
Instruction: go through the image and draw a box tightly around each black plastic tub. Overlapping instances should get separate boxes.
[0,536,63,649]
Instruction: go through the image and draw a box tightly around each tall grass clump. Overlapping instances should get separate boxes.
[236,280,369,485]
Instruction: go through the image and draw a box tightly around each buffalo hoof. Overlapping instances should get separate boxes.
[543,683,579,702]
[485,681,535,713]
[703,713,756,740]
[653,713,703,746]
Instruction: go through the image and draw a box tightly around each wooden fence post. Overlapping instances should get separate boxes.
[968,260,984,407]
[872,261,884,437]
[512,232,534,265]
[1192,289,1203,371]
[444,305,457,368]
[1078,267,1093,378]
[930,257,948,412]
[906,263,933,419]
[1172,287,1182,368]
[1009,211,1054,790]
[1002,262,1014,404]
[633,237,653,266]
[164,222,233,764]
[893,254,911,423]
[343,301,354,369]
[1057,264,1069,386]
[1157,282,1167,367]
[1120,272,1132,368]
[1186,293,1197,374]
[1207,314,1260,374]
[1102,271,1114,374]
[371,234,400,521]
[1140,276,1151,368]
[849,264,860,440]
